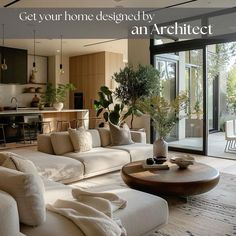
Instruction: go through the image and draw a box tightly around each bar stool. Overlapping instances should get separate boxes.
[89,117,104,128]
[56,120,71,131]
[0,124,6,147]
[72,118,88,129]
[37,121,52,134]
[18,122,37,144]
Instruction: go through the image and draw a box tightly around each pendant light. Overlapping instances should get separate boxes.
[32,30,38,73]
[60,35,64,75]
[1,24,7,71]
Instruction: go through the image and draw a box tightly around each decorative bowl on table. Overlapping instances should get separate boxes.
[170,155,195,169]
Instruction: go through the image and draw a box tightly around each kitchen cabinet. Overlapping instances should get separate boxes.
[0,46,27,84]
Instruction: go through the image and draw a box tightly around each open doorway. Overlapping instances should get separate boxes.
[207,42,236,160]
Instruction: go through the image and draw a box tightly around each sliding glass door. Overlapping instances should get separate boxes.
[154,49,204,152]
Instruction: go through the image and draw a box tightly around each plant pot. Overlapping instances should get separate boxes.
[53,102,64,111]
[153,138,168,158]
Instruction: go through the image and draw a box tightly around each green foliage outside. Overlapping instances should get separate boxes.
[226,67,236,112]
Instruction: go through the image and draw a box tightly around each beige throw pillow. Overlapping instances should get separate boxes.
[0,167,46,226]
[68,128,92,152]
[0,152,45,192]
[97,127,111,147]
[50,132,74,155]
[109,122,134,146]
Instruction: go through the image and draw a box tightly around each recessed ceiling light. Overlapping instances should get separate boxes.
[56,49,60,53]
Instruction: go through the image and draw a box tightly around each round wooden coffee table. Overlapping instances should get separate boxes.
[121,161,220,196]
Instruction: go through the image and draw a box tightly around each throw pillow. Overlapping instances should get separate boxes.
[0,167,46,226]
[0,152,45,192]
[50,132,74,155]
[68,128,92,152]
[109,122,134,146]
[97,127,111,147]
[37,134,55,154]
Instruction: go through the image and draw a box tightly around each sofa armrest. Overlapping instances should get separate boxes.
[131,130,147,143]
[0,190,24,236]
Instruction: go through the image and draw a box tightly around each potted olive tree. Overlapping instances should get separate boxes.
[112,64,160,129]
[138,93,188,158]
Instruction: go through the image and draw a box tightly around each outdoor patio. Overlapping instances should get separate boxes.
[169,132,236,160]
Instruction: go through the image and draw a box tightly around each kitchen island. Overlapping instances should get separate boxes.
[0,109,89,143]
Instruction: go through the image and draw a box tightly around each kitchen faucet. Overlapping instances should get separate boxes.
[11,97,18,111]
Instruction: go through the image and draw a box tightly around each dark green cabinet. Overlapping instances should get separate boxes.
[0,46,27,84]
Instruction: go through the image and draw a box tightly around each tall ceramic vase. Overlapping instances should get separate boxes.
[153,138,168,158]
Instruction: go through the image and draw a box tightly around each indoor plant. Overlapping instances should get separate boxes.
[40,83,75,110]
[112,64,160,129]
[138,93,188,158]
[94,86,124,125]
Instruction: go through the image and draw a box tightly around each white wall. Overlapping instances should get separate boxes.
[128,39,150,66]
[128,39,151,142]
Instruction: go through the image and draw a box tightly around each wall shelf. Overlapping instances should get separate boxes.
[27,82,47,85]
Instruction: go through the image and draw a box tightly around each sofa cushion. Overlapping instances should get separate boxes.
[68,128,92,152]
[88,129,101,147]
[109,122,134,146]
[97,127,111,147]
[50,132,74,155]
[0,190,24,236]
[0,151,45,192]
[0,167,46,226]
[10,148,84,184]
[64,147,130,178]
[130,130,147,144]
[37,134,55,154]
[109,143,153,162]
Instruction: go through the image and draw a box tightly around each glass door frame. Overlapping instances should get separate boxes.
[150,40,208,155]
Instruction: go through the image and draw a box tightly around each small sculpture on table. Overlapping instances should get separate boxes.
[170,155,195,169]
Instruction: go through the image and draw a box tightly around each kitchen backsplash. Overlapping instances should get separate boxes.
[0,84,41,107]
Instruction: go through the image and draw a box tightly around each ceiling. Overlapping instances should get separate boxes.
[1,0,236,8]
[4,38,128,60]
[1,0,236,59]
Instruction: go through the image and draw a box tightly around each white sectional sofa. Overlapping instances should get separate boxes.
[11,129,153,183]
[0,129,169,236]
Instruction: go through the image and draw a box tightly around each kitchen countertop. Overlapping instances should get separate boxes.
[0,108,89,115]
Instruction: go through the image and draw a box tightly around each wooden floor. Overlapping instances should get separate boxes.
[0,142,37,150]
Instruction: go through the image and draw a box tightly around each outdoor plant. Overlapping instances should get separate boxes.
[138,93,188,139]
[112,64,161,129]
[94,86,124,125]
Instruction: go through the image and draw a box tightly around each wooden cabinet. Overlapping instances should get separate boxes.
[69,52,123,117]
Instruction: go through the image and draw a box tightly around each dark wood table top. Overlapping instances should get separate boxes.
[121,161,220,196]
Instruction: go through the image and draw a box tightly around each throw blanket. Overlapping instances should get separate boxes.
[72,188,127,217]
[47,188,127,236]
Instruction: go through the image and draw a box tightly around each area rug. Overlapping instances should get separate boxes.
[156,173,236,236]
